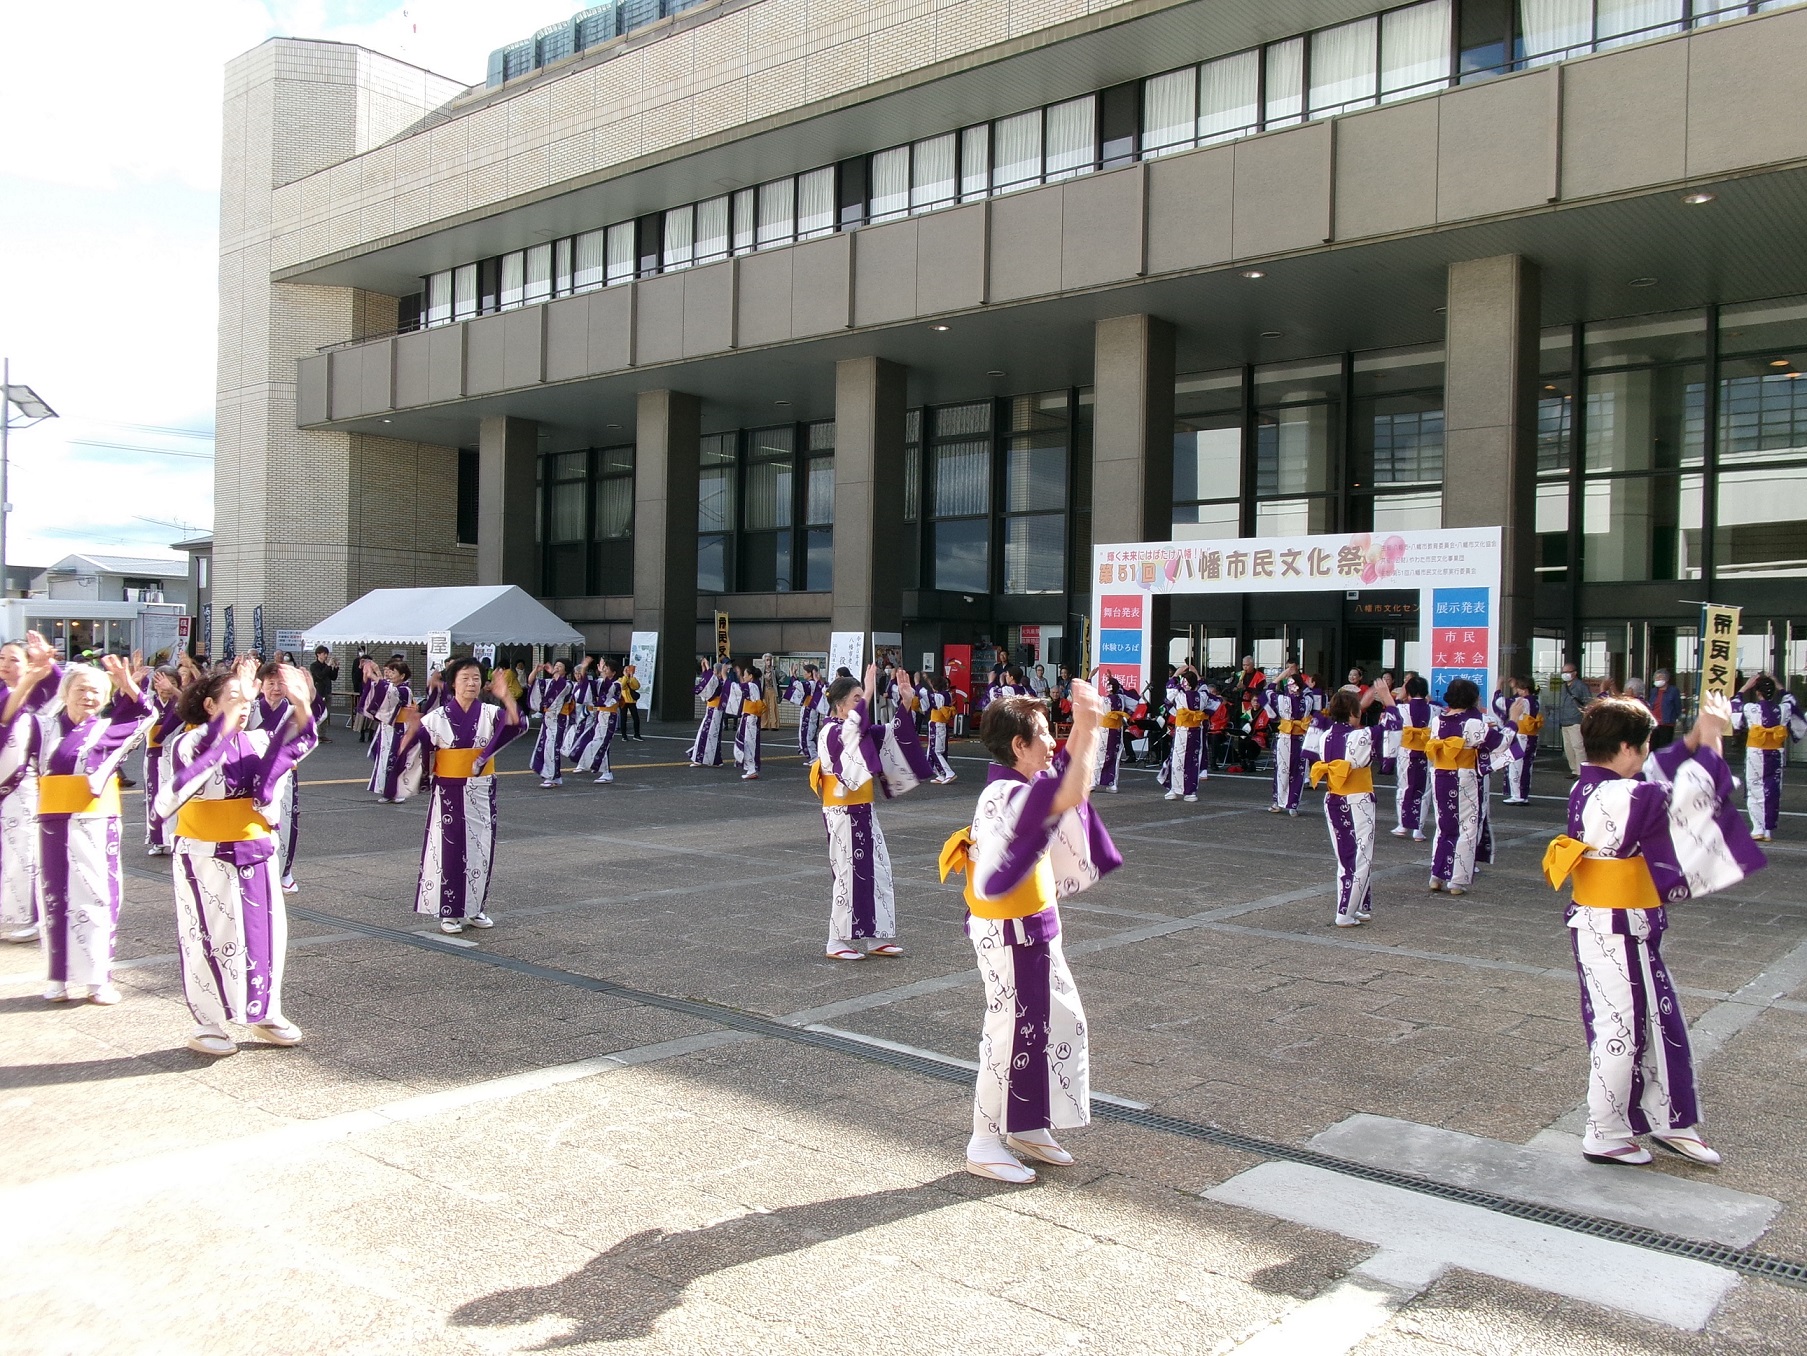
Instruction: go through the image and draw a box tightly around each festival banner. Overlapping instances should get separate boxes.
[252,605,266,657]
[827,631,864,680]
[714,611,732,660]
[628,631,659,711]
[1701,604,1742,701]
[222,605,236,658]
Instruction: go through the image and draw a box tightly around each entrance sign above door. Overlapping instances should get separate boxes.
[1092,527,1502,703]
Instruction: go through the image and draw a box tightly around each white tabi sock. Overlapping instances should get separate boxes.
[1007,1128,1060,1148]
[966,1132,1023,1166]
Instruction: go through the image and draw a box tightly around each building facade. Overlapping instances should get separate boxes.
[218,0,1807,717]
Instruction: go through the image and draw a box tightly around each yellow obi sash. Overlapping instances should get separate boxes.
[559,702,575,717]
[743,699,767,717]
[1748,725,1787,750]
[176,796,271,842]
[1101,711,1126,729]
[1278,717,1311,737]
[809,759,874,807]
[1400,726,1431,752]
[707,696,723,708]
[1427,736,1479,771]
[930,707,955,724]
[435,748,496,779]
[1172,708,1205,729]
[1517,715,1545,735]
[598,702,620,713]
[38,775,122,817]
[939,827,1056,921]
[1543,835,1660,909]
[1309,760,1374,796]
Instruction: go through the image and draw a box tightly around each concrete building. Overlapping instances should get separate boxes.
[37,553,190,610]
[218,0,1807,716]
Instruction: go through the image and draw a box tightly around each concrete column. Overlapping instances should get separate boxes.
[477,416,538,590]
[831,357,909,635]
[1443,254,1541,673]
[1091,314,1176,546]
[634,389,702,720]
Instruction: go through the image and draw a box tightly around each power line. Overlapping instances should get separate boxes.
[81,418,214,441]
[67,440,214,462]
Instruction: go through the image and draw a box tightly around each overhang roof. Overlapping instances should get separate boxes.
[303,585,584,646]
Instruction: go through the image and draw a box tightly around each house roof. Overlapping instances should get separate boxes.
[305,586,584,647]
[46,553,188,577]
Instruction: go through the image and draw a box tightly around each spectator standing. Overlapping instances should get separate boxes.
[1650,669,1682,748]
[1548,661,1594,776]
[309,646,339,743]
[1029,664,1049,697]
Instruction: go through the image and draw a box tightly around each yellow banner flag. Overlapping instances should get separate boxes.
[715,611,731,661]
[1701,604,1741,699]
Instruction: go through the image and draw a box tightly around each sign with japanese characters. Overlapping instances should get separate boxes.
[1091,528,1502,699]
[1700,604,1741,700]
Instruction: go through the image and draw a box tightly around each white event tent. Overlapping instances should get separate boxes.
[303,585,583,648]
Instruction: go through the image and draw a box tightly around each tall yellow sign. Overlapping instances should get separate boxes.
[1701,604,1741,700]
[715,611,731,661]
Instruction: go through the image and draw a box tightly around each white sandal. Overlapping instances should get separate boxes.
[825,945,864,961]
[1651,1130,1722,1166]
[187,1031,238,1057]
[965,1155,1036,1184]
[1005,1134,1074,1167]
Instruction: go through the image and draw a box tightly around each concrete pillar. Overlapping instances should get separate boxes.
[1091,314,1176,546]
[477,416,538,590]
[1443,255,1541,674]
[634,390,702,720]
[831,357,909,635]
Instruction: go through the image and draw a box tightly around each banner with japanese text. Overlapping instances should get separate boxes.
[1700,604,1741,700]
[1092,528,1501,701]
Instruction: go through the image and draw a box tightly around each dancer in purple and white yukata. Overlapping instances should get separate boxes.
[142,663,185,858]
[1,652,151,1006]
[1499,676,1543,805]
[1385,675,1433,840]
[1159,668,1207,802]
[527,660,574,788]
[1263,668,1312,817]
[730,658,764,780]
[1310,683,1393,927]
[926,673,958,784]
[1426,678,1516,896]
[158,657,318,1055]
[250,662,305,893]
[361,656,413,801]
[561,656,597,766]
[1542,690,1765,1167]
[938,682,1121,1184]
[814,665,925,960]
[571,658,623,782]
[1090,669,1129,794]
[0,634,60,943]
[1731,672,1803,842]
[689,660,728,768]
[787,664,827,762]
[396,659,526,936]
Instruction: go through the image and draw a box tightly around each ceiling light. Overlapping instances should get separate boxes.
[774,399,791,406]
[1240,269,1266,279]
[986,369,1006,377]
[1543,384,1559,392]
[1629,277,1658,288]
[1770,358,1792,369]
[1259,331,1282,339]
[605,423,622,430]
[381,418,392,423]
[1433,306,1447,314]
[1681,191,1716,205]
[931,324,950,332]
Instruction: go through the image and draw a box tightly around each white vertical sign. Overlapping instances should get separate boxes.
[628,631,660,711]
[827,631,864,679]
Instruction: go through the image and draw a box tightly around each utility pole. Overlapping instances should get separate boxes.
[0,360,58,599]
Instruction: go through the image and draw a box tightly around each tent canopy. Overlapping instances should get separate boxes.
[303,586,583,648]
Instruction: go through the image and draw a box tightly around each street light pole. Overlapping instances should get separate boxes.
[0,361,58,600]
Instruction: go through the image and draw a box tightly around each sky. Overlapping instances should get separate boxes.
[0,0,584,572]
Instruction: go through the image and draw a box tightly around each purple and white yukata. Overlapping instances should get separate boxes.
[1730,693,1803,838]
[364,679,413,800]
[142,691,182,856]
[964,755,1121,1142]
[817,697,924,949]
[158,709,317,1034]
[250,695,302,889]
[1562,741,1765,1154]
[3,689,152,991]
[926,689,957,782]
[560,675,597,762]
[1317,723,1377,924]
[1384,697,1433,837]
[528,676,573,784]
[787,677,826,761]
[1429,709,1514,890]
[1263,687,1310,813]
[571,677,621,778]
[730,678,762,775]
[1092,687,1130,792]
[397,698,526,923]
[1157,681,1206,797]
[0,667,60,936]
[690,670,726,767]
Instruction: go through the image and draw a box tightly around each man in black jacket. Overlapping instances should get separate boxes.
[309,646,340,742]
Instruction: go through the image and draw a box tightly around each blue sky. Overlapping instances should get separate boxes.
[0,0,582,571]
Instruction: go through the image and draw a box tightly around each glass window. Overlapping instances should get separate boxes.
[524,243,553,304]
[1719,363,1807,466]
[1006,439,1065,513]
[806,527,833,591]
[1365,403,1444,486]
[960,125,990,201]
[1173,424,1241,502]
[554,237,573,295]
[1173,500,1241,540]
[993,110,1043,192]
[1044,96,1096,181]
[1520,0,1591,64]
[698,434,736,532]
[870,146,909,222]
[500,251,525,309]
[453,263,478,321]
[1597,0,1685,49]
[662,206,694,271]
[1583,472,1702,580]
[1143,69,1197,157]
[1721,295,1807,359]
[933,441,991,517]
[696,195,730,264]
[1381,1,1452,98]
[605,222,635,285]
[1257,407,1335,496]
[1538,380,1574,475]
[1005,515,1064,594]
[575,230,605,291]
[425,270,452,327]
[806,456,835,524]
[1256,497,1332,534]
[698,535,728,593]
[934,518,990,593]
[743,431,795,530]
[1536,479,1570,580]
[732,188,757,253]
[1717,466,1807,578]
[1368,490,1442,530]
[912,134,956,211]
[1200,50,1259,143]
[903,444,921,521]
[797,167,835,238]
[757,178,795,249]
[548,451,587,542]
[1584,312,1707,369]
[1584,366,1706,472]
[1309,18,1378,117]
[1264,38,1304,128]
[594,472,633,538]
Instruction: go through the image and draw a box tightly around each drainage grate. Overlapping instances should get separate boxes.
[292,905,1807,1291]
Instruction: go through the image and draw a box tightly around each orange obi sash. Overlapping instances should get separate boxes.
[1748,725,1787,750]
[1543,835,1661,909]
[175,796,271,842]
[939,827,1056,921]
[38,775,122,817]
[1277,717,1311,737]
[929,707,955,724]
[706,696,723,708]
[809,759,874,807]
[558,702,576,718]
[1309,760,1374,796]
[434,748,497,779]
[1101,712,1126,729]
[1400,726,1431,753]
[1516,715,1545,735]
[1427,737,1479,771]
[1172,708,1205,729]
[743,699,766,718]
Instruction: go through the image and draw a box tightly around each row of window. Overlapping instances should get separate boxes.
[697,421,836,594]
[408,0,1800,330]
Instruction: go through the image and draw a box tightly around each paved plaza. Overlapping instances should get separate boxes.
[5,728,1807,1354]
